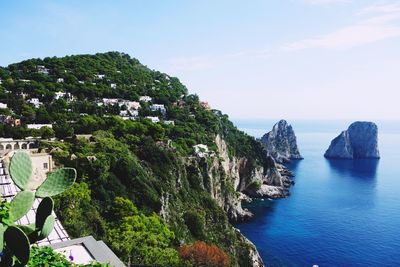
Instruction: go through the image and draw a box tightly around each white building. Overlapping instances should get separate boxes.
[193,144,209,158]
[150,104,166,114]
[163,120,175,126]
[0,79,2,84]
[27,98,42,108]
[145,116,160,123]
[57,78,64,83]
[119,110,128,117]
[95,74,105,79]
[37,65,50,75]
[139,96,152,102]
[110,83,117,89]
[118,101,140,110]
[27,124,53,130]
[130,110,139,117]
[54,92,65,100]
[0,103,7,109]
[102,98,119,105]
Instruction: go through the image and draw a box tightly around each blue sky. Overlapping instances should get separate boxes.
[1,0,400,120]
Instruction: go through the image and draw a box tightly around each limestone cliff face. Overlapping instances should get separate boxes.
[159,134,295,267]
[261,120,303,163]
[204,135,294,221]
[325,121,380,159]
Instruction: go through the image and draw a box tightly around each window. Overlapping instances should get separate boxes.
[43,163,48,169]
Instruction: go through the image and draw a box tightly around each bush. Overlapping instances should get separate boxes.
[184,210,205,239]
[178,241,229,267]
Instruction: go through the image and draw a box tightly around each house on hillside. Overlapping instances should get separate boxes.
[27,98,42,108]
[163,120,175,126]
[110,83,117,89]
[193,144,209,158]
[95,74,105,79]
[150,104,166,114]
[0,103,7,109]
[146,116,160,123]
[37,65,50,75]
[57,78,64,83]
[139,96,152,102]
[27,124,52,130]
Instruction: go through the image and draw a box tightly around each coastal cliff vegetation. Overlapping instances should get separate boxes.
[0,52,269,266]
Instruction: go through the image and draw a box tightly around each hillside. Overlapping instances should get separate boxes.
[0,52,288,266]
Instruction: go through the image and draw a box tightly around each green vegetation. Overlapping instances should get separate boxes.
[0,152,76,266]
[0,52,267,266]
[29,246,111,267]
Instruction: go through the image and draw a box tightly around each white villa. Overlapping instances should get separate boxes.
[110,83,117,89]
[193,144,209,158]
[37,65,50,75]
[119,101,140,110]
[27,124,53,130]
[150,104,166,114]
[95,74,105,79]
[27,98,42,108]
[0,103,7,109]
[146,116,160,123]
[139,96,152,102]
[164,120,175,126]
[102,98,119,105]
[57,78,64,83]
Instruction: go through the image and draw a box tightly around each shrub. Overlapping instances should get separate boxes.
[178,241,229,267]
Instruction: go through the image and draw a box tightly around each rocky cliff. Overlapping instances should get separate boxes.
[261,120,303,163]
[176,134,297,266]
[324,121,380,159]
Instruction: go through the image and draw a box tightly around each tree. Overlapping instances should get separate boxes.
[107,198,180,266]
[40,126,55,139]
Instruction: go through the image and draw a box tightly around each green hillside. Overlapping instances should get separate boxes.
[0,52,267,266]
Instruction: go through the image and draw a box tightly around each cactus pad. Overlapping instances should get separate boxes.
[36,168,76,197]
[9,151,33,191]
[36,197,54,230]
[9,191,35,221]
[17,223,39,243]
[0,223,5,251]
[38,214,55,240]
[4,226,30,266]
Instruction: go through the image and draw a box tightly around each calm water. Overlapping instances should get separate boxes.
[234,120,400,267]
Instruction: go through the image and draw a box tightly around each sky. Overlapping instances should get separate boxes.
[1,0,400,120]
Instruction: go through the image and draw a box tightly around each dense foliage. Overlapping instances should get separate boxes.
[1,52,267,266]
[29,246,110,267]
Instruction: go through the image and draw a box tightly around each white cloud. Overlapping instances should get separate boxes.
[284,3,400,51]
[357,3,400,16]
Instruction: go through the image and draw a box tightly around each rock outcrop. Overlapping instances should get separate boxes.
[261,120,303,163]
[211,135,294,216]
[324,121,380,159]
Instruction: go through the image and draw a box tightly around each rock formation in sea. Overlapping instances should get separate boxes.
[260,120,303,163]
[324,121,380,159]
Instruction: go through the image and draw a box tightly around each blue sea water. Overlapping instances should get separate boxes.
[233,120,400,267]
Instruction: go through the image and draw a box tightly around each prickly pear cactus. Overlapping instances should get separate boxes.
[9,152,32,191]
[0,151,77,266]
[36,168,76,197]
[9,191,35,222]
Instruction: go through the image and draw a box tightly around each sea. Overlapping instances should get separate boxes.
[233,119,400,267]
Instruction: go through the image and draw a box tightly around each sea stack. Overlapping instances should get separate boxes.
[324,121,380,159]
[260,120,303,163]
